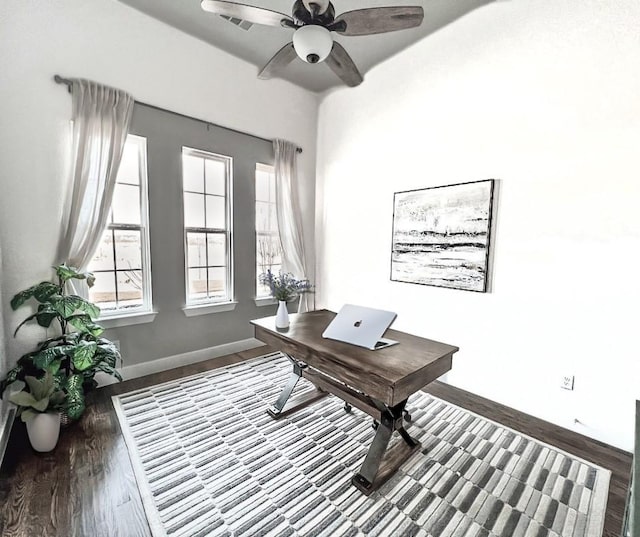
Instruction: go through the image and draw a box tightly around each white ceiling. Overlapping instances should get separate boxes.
[117,0,495,93]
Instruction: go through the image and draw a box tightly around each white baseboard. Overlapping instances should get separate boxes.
[114,338,265,382]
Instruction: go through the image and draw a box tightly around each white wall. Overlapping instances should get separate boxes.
[316,0,640,451]
[0,0,318,361]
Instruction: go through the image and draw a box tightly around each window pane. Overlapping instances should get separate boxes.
[257,233,281,274]
[186,232,207,268]
[207,233,226,266]
[256,201,269,232]
[269,203,278,232]
[205,159,226,196]
[256,269,270,298]
[112,183,141,225]
[205,195,226,229]
[184,192,205,228]
[256,171,270,202]
[90,230,115,271]
[114,229,142,270]
[118,142,140,185]
[87,134,152,316]
[208,267,226,299]
[183,154,204,193]
[269,174,276,202]
[183,148,232,306]
[117,271,143,308]
[188,268,208,301]
[255,163,278,298]
[89,271,117,310]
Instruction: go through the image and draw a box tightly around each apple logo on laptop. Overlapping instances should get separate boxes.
[354,320,362,328]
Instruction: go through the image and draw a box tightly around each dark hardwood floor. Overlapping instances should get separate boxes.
[0,345,631,537]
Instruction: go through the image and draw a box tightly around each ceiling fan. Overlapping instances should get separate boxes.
[201,0,425,87]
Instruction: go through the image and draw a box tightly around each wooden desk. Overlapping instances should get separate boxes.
[251,309,459,495]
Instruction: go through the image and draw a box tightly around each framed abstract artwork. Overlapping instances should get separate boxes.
[391,179,495,292]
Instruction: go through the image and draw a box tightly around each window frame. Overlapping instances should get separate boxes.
[90,134,154,320]
[255,163,282,301]
[181,146,235,309]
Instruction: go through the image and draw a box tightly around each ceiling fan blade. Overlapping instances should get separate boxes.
[334,6,424,36]
[325,42,363,87]
[201,0,294,28]
[258,43,298,80]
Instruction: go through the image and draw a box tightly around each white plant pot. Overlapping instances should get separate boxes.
[276,300,290,329]
[26,412,61,452]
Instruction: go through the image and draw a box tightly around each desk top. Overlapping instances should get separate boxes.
[251,309,459,407]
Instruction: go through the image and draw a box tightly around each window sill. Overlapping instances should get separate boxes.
[254,297,277,307]
[182,301,238,317]
[98,311,158,329]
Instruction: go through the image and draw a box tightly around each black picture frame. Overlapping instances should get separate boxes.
[390,179,495,292]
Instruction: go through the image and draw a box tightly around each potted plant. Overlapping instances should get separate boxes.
[259,270,312,329]
[0,264,122,422]
[6,371,66,452]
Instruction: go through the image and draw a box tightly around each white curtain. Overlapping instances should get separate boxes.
[273,139,311,312]
[58,79,134,271]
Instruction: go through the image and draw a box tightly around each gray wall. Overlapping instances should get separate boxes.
[104,104,282,366]
[0,245,12,461]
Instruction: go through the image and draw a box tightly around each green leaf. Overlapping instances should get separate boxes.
[53,371,66,391]
[64,374,85,421]
[85,323,104,337]
[9,391,38,407]
[95,342,121,368]
[31,396,50,412]
[35,304,59,328]
[31,345,74,370]
[47,359,62,376]
[55,264,96,287]
[94,363,123,382]
[10,282,49,310]
[33,282,60,303]
[67,315,104,336]
[50,295,83,318]
[67,314,92,332]
[49,390,66,407]
[64,332,81,344]
[55,264,84,283]
[20,409,39,423]
[25,375,46,401]
[37,335,67,350]
[51,295,100,320]
[76,298,100,320]
[72,341,98,371]
[0,365,25,396]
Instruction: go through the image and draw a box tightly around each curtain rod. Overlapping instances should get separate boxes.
[53,75,303,154]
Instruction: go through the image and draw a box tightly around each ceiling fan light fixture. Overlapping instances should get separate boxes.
[293,25,333,64]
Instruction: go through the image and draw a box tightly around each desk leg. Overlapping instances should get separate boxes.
[352,399,421,495]
[267,354,327,420]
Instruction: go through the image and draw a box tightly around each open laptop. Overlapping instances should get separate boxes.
[322,304,399,350]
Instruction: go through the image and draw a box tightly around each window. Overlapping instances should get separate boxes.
[255,163,282,298]
[88,135,153,316]
[182,147,233,306]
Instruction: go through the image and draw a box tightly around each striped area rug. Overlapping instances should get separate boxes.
[112,353,610,537]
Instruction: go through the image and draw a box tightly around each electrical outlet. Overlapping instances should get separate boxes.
[561,375,574,391]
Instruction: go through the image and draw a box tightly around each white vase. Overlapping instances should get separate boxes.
[26,412,61,452]
[276,300,290,329]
